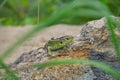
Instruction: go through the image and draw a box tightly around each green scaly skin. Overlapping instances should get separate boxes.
[46,36,73,55]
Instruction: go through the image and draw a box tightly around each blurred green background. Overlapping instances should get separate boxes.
[0,0,120,26]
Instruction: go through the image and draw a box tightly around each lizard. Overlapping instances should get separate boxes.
[44,35,74,56]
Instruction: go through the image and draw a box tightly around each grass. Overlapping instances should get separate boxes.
[0,0,120,79]
[33,58,120,80]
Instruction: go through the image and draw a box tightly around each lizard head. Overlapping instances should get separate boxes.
[47,36,73,50]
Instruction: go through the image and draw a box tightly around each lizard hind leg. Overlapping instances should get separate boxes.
[47,47,52,55]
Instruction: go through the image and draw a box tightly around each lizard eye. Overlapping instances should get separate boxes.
[51,37,54,40]
[66,38,69,40]
[60,41,63,44]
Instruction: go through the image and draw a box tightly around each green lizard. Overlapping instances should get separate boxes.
[45,36,73,56]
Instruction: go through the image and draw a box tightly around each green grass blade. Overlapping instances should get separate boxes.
[0,71,9,80]
[0,59,19,80]
[70,9,105,18]
[111,17,120,30]
[0,0,8,8]
[79,0,111,16]
[106,17,120,63]
[33,58,120,80]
